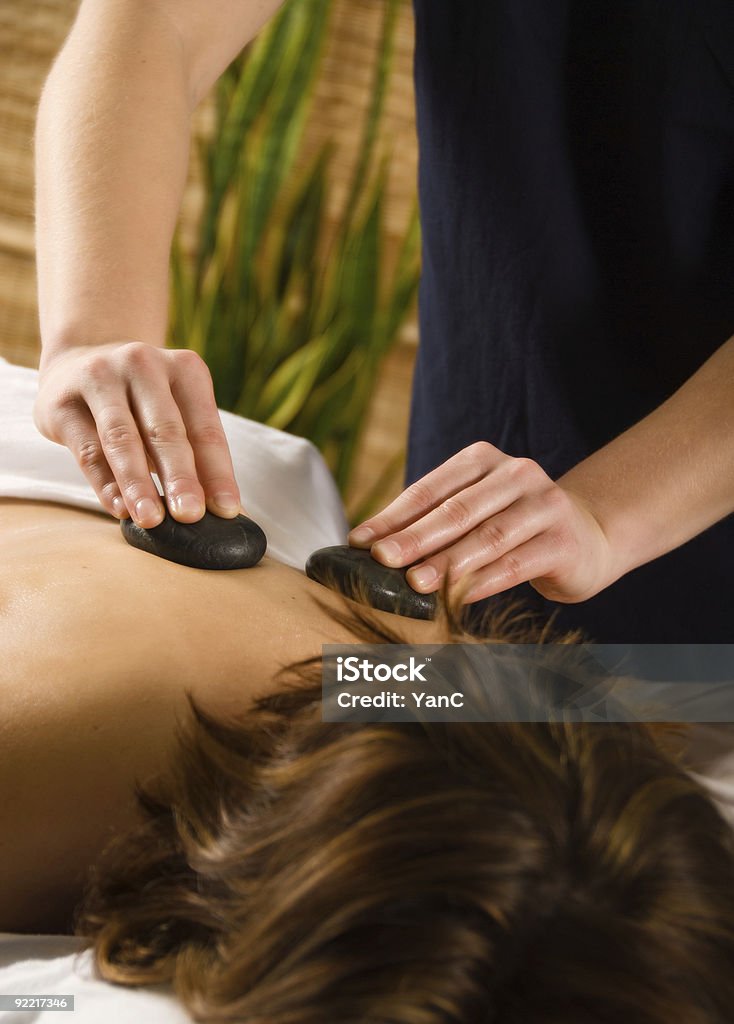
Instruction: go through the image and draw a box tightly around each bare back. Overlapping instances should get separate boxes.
[0,499,432,931]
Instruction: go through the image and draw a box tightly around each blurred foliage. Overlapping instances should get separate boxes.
[169,0,420,514]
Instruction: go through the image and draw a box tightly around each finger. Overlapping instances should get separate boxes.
[458,534,561,604]
[168,351,242,518]
[370,460,546,569]
[56,403,129,519]
[86,396,165,529]
[130,376,207,524]
[405,494,553,593]
[348,441,507,546]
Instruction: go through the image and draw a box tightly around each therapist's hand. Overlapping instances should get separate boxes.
[348,442,614,605]
[34,340,242,527]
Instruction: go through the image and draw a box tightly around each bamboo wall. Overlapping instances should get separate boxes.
[0,0,419,511]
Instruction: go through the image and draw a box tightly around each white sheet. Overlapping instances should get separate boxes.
[0,356,348,569]
[0,933,191,1023]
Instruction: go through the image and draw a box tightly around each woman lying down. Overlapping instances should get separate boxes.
[3,355,734,1024]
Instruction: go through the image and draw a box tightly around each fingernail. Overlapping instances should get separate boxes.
[172,493,205,520]
[408,565,438,591]
[135,497,164,526]
[373,539,402,565]
[349,525,375,546]
[211,492,241,516]
[111,496,128,518]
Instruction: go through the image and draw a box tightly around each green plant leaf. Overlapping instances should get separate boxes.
[236,0,332,275]
[337,0,400,247]
[340,160,386,346]
[255,328,333,428]
[269,142,331,305]
[197,6,299,285]
[307,0,402,334]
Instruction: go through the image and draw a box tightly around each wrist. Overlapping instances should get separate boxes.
[39,331,164,375]
[556,469,652,587]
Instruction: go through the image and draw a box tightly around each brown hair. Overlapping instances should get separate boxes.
[75,596,734,1023]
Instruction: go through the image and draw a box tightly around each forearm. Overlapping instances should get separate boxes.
[558,334,734,585]
[34,0,193,367]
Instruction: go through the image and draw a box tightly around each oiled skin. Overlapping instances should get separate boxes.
[0,499,434,933]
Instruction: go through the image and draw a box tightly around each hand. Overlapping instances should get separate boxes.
[34,340,242,528]
[348,442,614,605]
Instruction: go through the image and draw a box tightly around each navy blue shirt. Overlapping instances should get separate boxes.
[408,0,734,642]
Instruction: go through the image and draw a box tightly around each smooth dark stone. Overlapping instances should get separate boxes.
[305,545,437,620]
[121,510,267,570]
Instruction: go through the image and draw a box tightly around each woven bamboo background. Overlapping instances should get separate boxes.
[0,0,419,510]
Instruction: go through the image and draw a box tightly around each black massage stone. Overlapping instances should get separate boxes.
[305,545,437,620]
[120,510,267,570]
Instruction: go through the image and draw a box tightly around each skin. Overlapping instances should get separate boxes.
[34,0,734,607]
[0,498,433,934]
